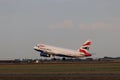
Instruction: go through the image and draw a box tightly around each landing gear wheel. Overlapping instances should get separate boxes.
[52,58,56,60]
[62,57,66,60]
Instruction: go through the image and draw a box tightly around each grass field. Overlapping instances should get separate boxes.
[0,62,119,80]
[0,62,119,74]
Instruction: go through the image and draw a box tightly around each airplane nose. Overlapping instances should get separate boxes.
[34,46,41,52]
[34,46,38,50]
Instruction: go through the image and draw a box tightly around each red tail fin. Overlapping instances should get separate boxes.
[79,40,92,57]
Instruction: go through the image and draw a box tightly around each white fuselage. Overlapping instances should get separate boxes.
[34,44,85,58]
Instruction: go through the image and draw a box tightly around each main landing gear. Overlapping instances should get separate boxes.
[62,57,66,60]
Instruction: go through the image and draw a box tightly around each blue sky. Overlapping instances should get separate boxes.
[0,0,120,59]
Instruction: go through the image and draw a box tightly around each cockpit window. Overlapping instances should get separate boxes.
[40,45,44,47]
[39,44,45,47]
[36,44,45,48]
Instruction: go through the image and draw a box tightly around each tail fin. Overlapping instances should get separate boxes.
[78,40,92,57]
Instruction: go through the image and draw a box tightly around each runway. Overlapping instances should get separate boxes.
[0,73,120,80]
[0,73,120,77]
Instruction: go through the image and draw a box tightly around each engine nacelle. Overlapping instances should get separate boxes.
[40,52,50,57]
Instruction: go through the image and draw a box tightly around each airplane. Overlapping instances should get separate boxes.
[34,40,92,59]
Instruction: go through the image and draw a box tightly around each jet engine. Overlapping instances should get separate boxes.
[40,52,50,57]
